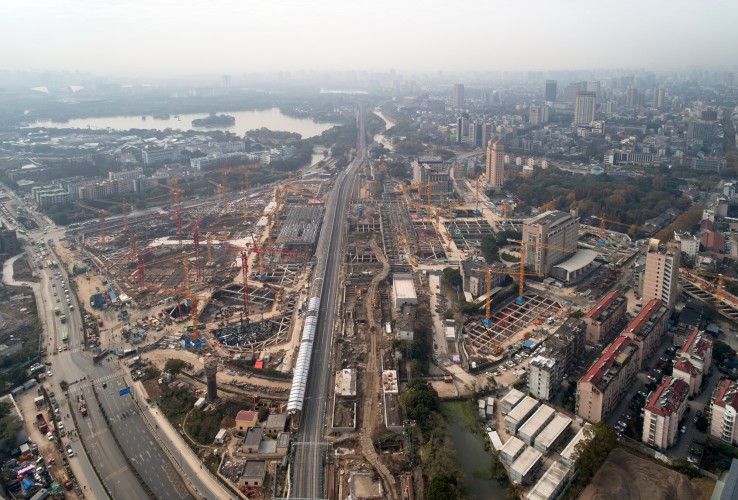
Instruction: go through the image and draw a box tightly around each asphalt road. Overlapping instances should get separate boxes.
[292,107,366,499]
[94,374,193,500]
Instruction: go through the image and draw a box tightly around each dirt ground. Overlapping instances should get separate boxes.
[579,448,711,500]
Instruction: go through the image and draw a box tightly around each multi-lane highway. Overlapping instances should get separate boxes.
[292,107,367,499]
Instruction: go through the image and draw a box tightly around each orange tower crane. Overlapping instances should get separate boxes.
[74,202,110,249]
[508,239,576,302]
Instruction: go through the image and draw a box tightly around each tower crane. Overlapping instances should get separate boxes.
[483,267,544,322]
[190,214,205,281]
[508,239,577,303]
[74,202,110,249]
[596,215,652,239]
[682,268,738,305]
[157,179,185,246]
[146,282,219,342]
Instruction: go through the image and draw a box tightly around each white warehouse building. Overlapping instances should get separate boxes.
[392,273,418,310]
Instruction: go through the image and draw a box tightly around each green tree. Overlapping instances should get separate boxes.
[427,474,459,500]
[480,235,499,263]
[164,358,187,376]
[714,341,737,366]
[573,422,618,481]
[442,267,462,290]
[399,381,439,432]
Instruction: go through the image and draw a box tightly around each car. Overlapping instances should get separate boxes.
[46,371,52,377]
[681,425,687,433]
[63,345,68,351]
[696,410,703,418]
[66,446,74,458]
[694,416,700,423]
[46,432,54,441]
[56,298,60,303]
[617,420,627,428]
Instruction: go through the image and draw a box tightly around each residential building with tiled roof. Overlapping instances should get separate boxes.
[576,336,639,422]
[642,376,690,449]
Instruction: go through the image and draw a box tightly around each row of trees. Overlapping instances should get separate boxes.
[400,381,468,500]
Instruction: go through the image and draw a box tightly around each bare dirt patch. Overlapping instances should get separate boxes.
[579,448,700,500]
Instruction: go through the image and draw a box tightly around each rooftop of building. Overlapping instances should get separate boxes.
[417,155,443,164]
[535,415,573,449]
[580,336,637,390]
[529,355,556,370]
[646,376,689,417]
[510,446,543,476]
[623,299,667,338]
[501,436,526,457]
[392,274,417,300]
[527,462,570,500]
[241,460,266,479]
[501,388,525,407]
[243,426,263,446]
[681,329,713,360]
[584,290,626,321]
[713,379,738,411]
[673,357,699,376]
[265,413,287,430]
[519,405,555,436]
[382,370,399,393]
[546,318,585,351]
[560,424,592,464]
[507,396,540,423]
[525,210,575,229]
[236,410,257,422]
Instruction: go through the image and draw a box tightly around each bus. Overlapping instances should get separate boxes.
[61,331,68,343]
[53,307,60,316]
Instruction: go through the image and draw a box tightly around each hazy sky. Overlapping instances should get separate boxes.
[2,0,737,76]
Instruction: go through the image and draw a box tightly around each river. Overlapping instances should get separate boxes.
[26,107,335,138]
[372,110,395,151]
[441,401,507,500]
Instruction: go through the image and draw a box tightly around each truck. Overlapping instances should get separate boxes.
[92,348,110,364]
[59,315,67,324]
[36,412,48,434]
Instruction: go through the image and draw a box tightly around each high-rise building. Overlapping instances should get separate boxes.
[453,83,465,108]
[522,210,580,276]
[626,86,639,107]
[642,238,680,309]
[527,318,585,400]
[655,87,666,109]
[485,139,505,189]
[482,123,494,148]
[545,80,557,102]
[529,105,542,125]
[586,80,601,97]
[573,91,596,125]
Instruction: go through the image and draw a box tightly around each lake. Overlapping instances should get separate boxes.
[26,107,335,138]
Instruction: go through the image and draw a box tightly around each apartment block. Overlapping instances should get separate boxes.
[710,379,738,446]
[672,329,713,396]
[576,336,639,423]
[528,319,585,400]
[674,230,699,258]
[621,298,669,369]
[642,376,690,450]
[582,291,627,346]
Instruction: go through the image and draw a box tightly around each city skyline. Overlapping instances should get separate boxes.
[1,0,737,77]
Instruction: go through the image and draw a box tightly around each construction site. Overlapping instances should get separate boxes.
[56,154,654,500]
[67,166,328,370]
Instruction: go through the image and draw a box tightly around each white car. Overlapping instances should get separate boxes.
[46,371,53,377]
[46,432,54,441]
